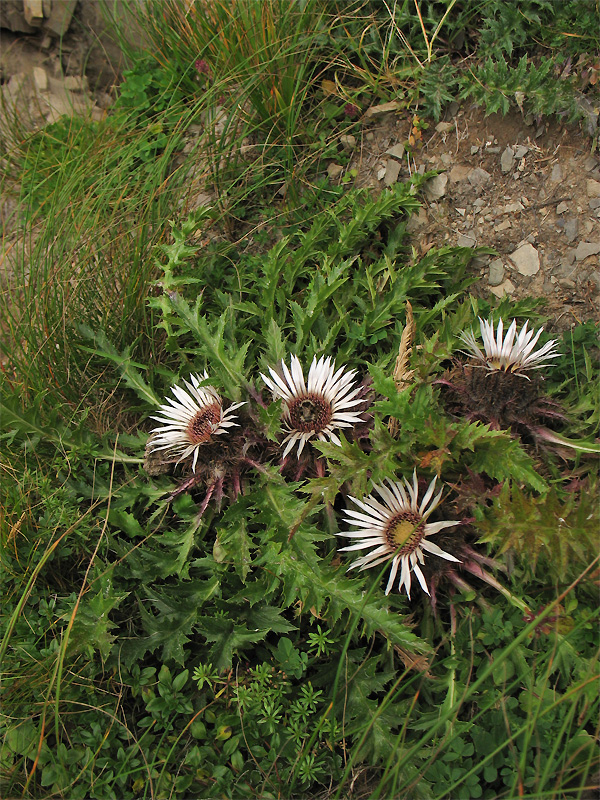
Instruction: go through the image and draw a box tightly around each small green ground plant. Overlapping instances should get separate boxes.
[1,2,599,799]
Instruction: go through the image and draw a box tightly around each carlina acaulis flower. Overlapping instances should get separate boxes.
[459,317,560,377]
[439,317,564,436]
[260,354,364,458]
[146,372,245,472]
[337,472,460,598]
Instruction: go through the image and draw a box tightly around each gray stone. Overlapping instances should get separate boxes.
[489,278,515,298]
[501,201,524,214]
[449,165,471,182]
[406,208,428,232]
[386,142,405,159]
[556,201,569,214]
[440,153,453,167]
[587,179,600,198]
[383,159,401,186]
[509,242,540,276]
[457,233,477,248]
[63,76,88,93]
[32,67,48,93]
[423,173,448,200]
[339,134,356,150]
[46,0,77,36]
[589,197,600,210]
[487,146,501,154]
[488,258,505,285]
[494,219,511,232]
[435,121,454,133]
[574,242,600,261]
[500,146,514,173]
[472,254,490,269]
[513,145,529,159]
[327,163,344,180]
[563,217,579,243]
[473,198,485,208]
[584,155,599,171]
[550,163,563,183]
[470,145,480,155]
[468,167,491,187]
[0,0,39,32]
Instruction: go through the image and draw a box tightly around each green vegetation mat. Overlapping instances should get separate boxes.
[1,2,598,798]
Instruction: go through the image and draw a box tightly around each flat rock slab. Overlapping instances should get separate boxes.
[509,242,540,276]
[457,233,477,248]
[383,159,401,186]
[586,179,600,198]
[468,167,491,187]
[500,146,514,173]
[406,208,428,232]
[386,143,405,160]
[490,278,515,297]
[488,258,505,286]
[449,165,471,182]
[574,242,600,261]
[550,163,563,183]
[423,173,448,200]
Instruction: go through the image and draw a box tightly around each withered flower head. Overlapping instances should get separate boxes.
[441,318,564,436]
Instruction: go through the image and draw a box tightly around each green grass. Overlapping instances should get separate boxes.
[1,1,599,798]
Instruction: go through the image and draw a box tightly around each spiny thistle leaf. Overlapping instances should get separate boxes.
[477,480,599,580]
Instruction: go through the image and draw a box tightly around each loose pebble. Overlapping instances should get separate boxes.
[423,173,448,200]
[489,278,515,298]
[586,179,600,198]
[386,143,405,159]
[383,159,401,186]
[550,163,563,183]
[468,167,491,187]
[509,242,540,276]
[574,242,600,261]
[488,258,505,285]
[500,146,514,173]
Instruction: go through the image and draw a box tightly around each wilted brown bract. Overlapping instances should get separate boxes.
[388,301,415,437]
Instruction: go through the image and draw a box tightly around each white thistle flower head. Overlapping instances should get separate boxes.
[147,372,245,472]
[460,317,559,376]
[260,354,364,458]
[337,472,460,598]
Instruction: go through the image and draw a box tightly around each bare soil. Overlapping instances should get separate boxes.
[338,106,600,331]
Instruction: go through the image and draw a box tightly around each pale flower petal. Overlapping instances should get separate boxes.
[261,354,363,457]
[337,473,460,598]
[146,373,244,472]
[459,317,559,375]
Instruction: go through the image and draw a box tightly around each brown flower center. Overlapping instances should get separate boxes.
[384,512,425,555]
[186,403,222,444]
[287,394,333,433]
